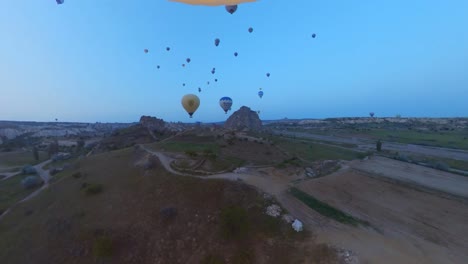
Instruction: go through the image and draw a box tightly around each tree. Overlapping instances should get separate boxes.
[48,140,59,158]
[76,138,85,152]
[32,146,39,161]
[376,140,382,152]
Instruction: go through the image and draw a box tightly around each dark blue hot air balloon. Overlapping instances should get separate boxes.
[219,97,233,114]
[56,0,64,4]
[225,5,238,14]
[258,90,264,99]
[234,52,238,57]
[214,38,220,47]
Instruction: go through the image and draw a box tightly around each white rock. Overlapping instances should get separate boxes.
[292,219,303,232]
[266,204,282,218]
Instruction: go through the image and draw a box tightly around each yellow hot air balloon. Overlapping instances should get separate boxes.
[181,94,200,118]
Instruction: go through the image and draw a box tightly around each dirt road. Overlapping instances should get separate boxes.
[275,130,468,161]
[350,156,468,198]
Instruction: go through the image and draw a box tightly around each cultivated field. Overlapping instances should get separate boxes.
[294,157,468,264]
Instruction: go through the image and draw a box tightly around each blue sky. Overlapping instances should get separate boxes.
[1,0,467,123]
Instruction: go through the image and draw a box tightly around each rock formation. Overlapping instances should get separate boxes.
[224,106,262,131]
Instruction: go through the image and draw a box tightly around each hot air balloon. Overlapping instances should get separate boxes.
[157,65,160,69]
[182,64,186,67]
[198,87,202,93]
[183,83,186,86]
[211,70,215,74]
[219,97,233,114]
[186,58,191,63]
[257,111,260,114]
[312,33,317,38]
[225,5,238,14]
[166,47,171,51]
[258,90,264,98]
[248,27,253,33]
[214,79,218,82]
[56,0,64,4]
[214,38,220,47]
[207,81,210,85]
[181,94,200,118]
[266,73,270,77]
[144,49,149,53]
[369,112,375,118]
[234,52,238,57]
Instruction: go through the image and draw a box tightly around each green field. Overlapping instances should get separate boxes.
[361,129,468,150]
[277,138,365,162]
[0,174,43,213]
[0,150,48,169]
[290,187,368,226]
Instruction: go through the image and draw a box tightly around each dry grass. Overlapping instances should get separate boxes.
[0,147,328,264]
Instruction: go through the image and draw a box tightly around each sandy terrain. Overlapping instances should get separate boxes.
[350,156,468,198]
[296,167,468,264]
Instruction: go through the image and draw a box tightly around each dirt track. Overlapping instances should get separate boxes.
[350,156,468,198]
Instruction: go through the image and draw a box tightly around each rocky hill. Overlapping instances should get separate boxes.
[224,106,262,131]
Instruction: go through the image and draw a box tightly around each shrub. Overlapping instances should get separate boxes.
[433,161,450,171]
[376,140,382,152]
[83,183,103,195]
[22,165,36,175]
[185,150,198,157]
[232,249,255,264]
[93,235,113,257]
[21,175,42,189]
[220,206,249,240]
[72,172,82,178]
[200,254,225,264]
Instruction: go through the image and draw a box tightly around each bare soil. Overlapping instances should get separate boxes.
[296,164,468,264]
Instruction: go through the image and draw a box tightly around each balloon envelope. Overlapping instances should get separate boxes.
[144,49,149,53]
[56,0,64,4]
[166,47,170,51]
[219,97,233,114]
[266,73,270,77]
[181,94,200,118]
[258,91,264,98]
[312,33,317,38]
[225,5,238,14]
[214,38,220,47]
[186,58,191,63]
[234,52,238,57]
[248,27,253,33]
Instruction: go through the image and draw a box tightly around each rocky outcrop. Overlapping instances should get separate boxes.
[224,106,262,131]
[139,116,166,133]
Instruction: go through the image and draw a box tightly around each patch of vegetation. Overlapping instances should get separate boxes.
[185,150,198,157]
[92,235,113,257]
[201,254,225,264]
[278,139,363,162]
[232,248,255,264]
[220,206,250,240]
[276,157,302,168]
[290,187,368,226]
[0,174,43,212]
[82,183,103,195]
[0,150,47,168]
[363,129,468,150]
